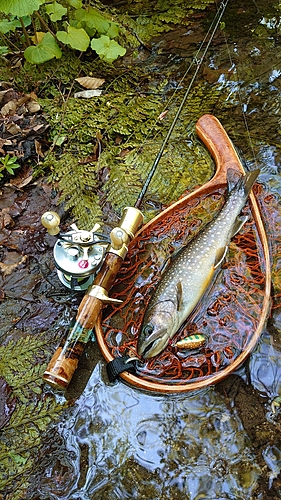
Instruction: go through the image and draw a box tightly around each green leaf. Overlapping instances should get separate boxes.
[0,46,9,55]
[19,15,32,27]
[0,154,9,165]
[75,7,109,34]
[0,19,21,34]
[8,155,20,164]
[68,0,82,8]
[70,18,95,38]
[52,134,67,146]
[5,164,20,174]
[1,0,45,16]
[24,32,62,64]
[45,1,67,22]
[106,22,119,39]
[90,35,126,63]
[57,26,90,51]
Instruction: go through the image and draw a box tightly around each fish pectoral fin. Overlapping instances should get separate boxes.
[176,281,183,311]
[160,256,171,274]
[230,215,248,238]
[214,246,228,269]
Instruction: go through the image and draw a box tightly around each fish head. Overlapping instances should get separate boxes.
[137,304,176,359]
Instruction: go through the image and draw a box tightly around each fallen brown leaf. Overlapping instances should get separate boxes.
[0,138,12,154]
[34,139,44,158]
[26,99,41,113]
[0,208,14,228]
[8,165,33,189]
[6,122,21,135]
[0,253,27,276]
[0,88,20,106]
[75,76,105,89]
[1,100,17,117]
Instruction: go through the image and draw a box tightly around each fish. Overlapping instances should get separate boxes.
[137,168,260,359]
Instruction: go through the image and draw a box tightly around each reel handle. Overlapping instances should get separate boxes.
[41,211,60,235]
[43,207,143,390]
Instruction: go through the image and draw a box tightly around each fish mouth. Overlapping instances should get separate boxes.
[141,341,156,359]
[138,334,170,359]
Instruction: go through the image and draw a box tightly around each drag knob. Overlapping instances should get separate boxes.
[41,211,60,235]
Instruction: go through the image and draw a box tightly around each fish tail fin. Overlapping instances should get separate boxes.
[227,168,260,197]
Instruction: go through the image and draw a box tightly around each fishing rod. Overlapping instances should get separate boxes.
[135,0,229,209]
[42,0,229,391]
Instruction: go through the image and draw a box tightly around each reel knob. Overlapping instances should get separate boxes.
[66,246,80,261]
[110,227,128,250]
[41,211,60,235]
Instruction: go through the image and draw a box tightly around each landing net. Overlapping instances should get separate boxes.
[99,183,272,386]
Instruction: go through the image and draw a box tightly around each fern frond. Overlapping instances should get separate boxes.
[43,56,231,228]
[0,334,66,495]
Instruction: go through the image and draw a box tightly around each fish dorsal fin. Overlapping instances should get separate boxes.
[176,281,183,311]
[230,215,248,238]
[214,246,228,269]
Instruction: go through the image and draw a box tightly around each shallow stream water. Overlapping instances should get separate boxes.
[1,0,281,498]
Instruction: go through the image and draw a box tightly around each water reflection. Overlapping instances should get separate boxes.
[250,305,281,401]
[37,364,260,500]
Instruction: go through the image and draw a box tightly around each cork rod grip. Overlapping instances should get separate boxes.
[42,253,123,390]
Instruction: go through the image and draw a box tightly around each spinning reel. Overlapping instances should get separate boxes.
[41,211,109,291]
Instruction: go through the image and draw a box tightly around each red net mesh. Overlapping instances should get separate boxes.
[100,183,274,386]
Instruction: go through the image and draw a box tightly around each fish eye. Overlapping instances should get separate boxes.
[143,324,154,335]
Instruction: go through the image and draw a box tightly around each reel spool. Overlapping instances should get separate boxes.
[41,211,108,291]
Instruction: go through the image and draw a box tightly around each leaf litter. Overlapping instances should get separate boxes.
[0,86,49,178]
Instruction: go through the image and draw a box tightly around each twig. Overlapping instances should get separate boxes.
[31,15,38,45]
[34,11,66,51]
[19,17,31,47]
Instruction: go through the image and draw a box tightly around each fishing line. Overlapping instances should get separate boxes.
[99,0,230,211]
[113,0,229,154]
[135,0,230,208]
[216,1,259,169]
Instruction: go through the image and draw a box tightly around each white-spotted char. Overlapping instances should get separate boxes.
[137,168,260,359]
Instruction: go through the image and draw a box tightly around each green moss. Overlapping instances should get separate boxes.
[41,78,231,228]
[115,0,216,42]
